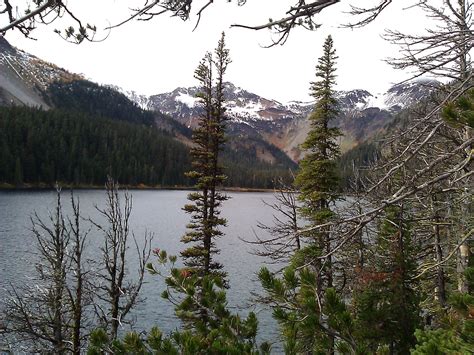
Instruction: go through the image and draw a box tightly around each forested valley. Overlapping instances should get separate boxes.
[0,79,296,189]
[0,1,472,354]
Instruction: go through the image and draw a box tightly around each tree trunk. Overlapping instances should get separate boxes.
[431,196,447,307]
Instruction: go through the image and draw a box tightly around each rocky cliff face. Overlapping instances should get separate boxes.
[142,80,439,161]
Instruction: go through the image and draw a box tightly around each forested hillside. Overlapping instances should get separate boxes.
[46,80,157,125]
[0,106,294,188]
[0,1,472,354]
[0,106,190,186]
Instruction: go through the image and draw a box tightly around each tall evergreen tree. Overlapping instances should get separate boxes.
[259,35,344,354]
[180,32,231,324]
[295,34,340,214]
[295,34,341,350]
[295,34,341,289]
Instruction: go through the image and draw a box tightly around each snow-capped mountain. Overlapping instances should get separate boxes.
[105,84,150,110]
[0,35,81,107]
[384,79,440,108]
[145,80,438,127]
[146,82,296,128]
[0,35,440,163]
[142,80,439,160]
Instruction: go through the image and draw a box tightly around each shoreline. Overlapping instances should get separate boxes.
[0,183,275,193]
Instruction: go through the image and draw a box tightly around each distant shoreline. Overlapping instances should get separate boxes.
[0,182,275,193]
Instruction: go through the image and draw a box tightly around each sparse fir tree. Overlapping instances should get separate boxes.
[180,32,231,324]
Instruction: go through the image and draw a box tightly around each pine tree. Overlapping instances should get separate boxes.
[89,250,271,354]
[296,34,341,351]
[258,35,343,354]
[294,34,341,290]
[353,205,421,353]
[295,34,340,220]
[180,32,231,323]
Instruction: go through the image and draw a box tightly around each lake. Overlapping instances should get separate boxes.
[0,189,282,350]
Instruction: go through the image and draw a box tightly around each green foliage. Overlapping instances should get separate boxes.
[46,80,156,126]
[353,206,421,353]
[295,34,341,223]
[442,87,474,128]
[260,35,345,353]
[181,32,231,284]
[87,328,110,354]
[0,105,289,188]
[0,106,190,186]
[90,251,270,354]
[412,266,474,354]
[259,265,358,353]
[412,328,472,354]
[87,326,179,354]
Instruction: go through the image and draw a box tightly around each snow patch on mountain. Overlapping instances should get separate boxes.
[105,84,150,110]
[0,37,81,92]
[384,79,439,109]
[116,76,440,131]
[365,93,389,110]
[176,92,199,108]
[228,102,264,120]
[0,35,81,108]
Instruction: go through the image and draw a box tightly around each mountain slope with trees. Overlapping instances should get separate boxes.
[0,1,472,353]
[0,37,296,189]
[0,105,295,188]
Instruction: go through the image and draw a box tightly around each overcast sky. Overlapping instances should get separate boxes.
[3,1,432,102]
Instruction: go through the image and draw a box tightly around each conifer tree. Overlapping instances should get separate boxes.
[353,205,421,353]
[180,32,231,322]
[296,34,341,351]
[89,250,271,354]
[294,34,341,289]
[259,35,343,354]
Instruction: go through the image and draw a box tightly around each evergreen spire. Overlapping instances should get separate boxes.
[295,34,341,223]
[181,32,231,282]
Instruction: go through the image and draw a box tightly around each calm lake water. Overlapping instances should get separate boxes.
[0,189,282,349]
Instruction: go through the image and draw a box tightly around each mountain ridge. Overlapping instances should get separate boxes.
[139,80,439,160]
[0,37,297,187]
[0,35,440,164]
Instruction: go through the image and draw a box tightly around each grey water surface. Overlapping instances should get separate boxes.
[0,189,282,349]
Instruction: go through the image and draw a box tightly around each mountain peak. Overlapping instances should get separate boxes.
[385,79,440,108]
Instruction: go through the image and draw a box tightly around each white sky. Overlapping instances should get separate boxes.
[3,1,432,102]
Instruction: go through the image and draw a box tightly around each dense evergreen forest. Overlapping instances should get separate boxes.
[0,106,190,186]
[46,80,157,126]
[0,106,294,188]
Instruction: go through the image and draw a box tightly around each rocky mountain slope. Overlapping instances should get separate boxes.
[0,35,81,108]
[141,80,439,161]
[0,35,439,165]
